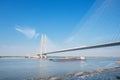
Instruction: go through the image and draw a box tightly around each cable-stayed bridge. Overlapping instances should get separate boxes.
[39,0,120,58]
[39,34,120,59]
[43,41,120,55]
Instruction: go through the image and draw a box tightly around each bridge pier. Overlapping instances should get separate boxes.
[44,55,47,59]
[40,54,47,59]
[40,55,43,59]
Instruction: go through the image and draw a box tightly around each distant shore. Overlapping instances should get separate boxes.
[27,67,120,80]
[0,56,29,58]
[0,56,119,59]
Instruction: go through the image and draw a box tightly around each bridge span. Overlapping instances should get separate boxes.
[43,41,120,55]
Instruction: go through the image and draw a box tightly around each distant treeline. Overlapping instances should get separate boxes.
[0,56,29,58]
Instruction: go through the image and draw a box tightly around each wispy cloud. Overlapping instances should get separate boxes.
[15,25,39,39]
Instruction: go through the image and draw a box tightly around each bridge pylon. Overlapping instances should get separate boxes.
[40,34,47,59]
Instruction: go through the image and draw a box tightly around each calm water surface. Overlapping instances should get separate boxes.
[0,58,120,80]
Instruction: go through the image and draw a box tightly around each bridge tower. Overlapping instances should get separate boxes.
[40,34,47,59]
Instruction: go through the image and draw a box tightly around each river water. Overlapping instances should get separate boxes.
[0,57,120,80]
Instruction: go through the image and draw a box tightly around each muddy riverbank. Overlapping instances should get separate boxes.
[27,67,120,80]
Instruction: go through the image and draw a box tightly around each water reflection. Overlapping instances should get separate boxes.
[39,60,50,77]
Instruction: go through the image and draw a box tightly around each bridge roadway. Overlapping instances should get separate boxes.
[43,41,120,55]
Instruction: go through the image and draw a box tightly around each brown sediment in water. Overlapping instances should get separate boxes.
[28,67,120,80]
[116,61,120,64]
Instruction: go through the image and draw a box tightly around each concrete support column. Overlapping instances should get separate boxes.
[40,34,47,59]
[44,55,47,59]
[40,55,43,59]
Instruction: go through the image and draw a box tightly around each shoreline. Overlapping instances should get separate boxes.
[27,67,120,80]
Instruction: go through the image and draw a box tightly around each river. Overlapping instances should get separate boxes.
[0,57,120,80]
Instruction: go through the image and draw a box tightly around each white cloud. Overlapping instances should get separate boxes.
[15,25,39,39]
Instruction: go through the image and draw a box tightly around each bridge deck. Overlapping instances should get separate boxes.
[44,41,120,55]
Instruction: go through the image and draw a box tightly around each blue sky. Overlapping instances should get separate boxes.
[0,0,120,56]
